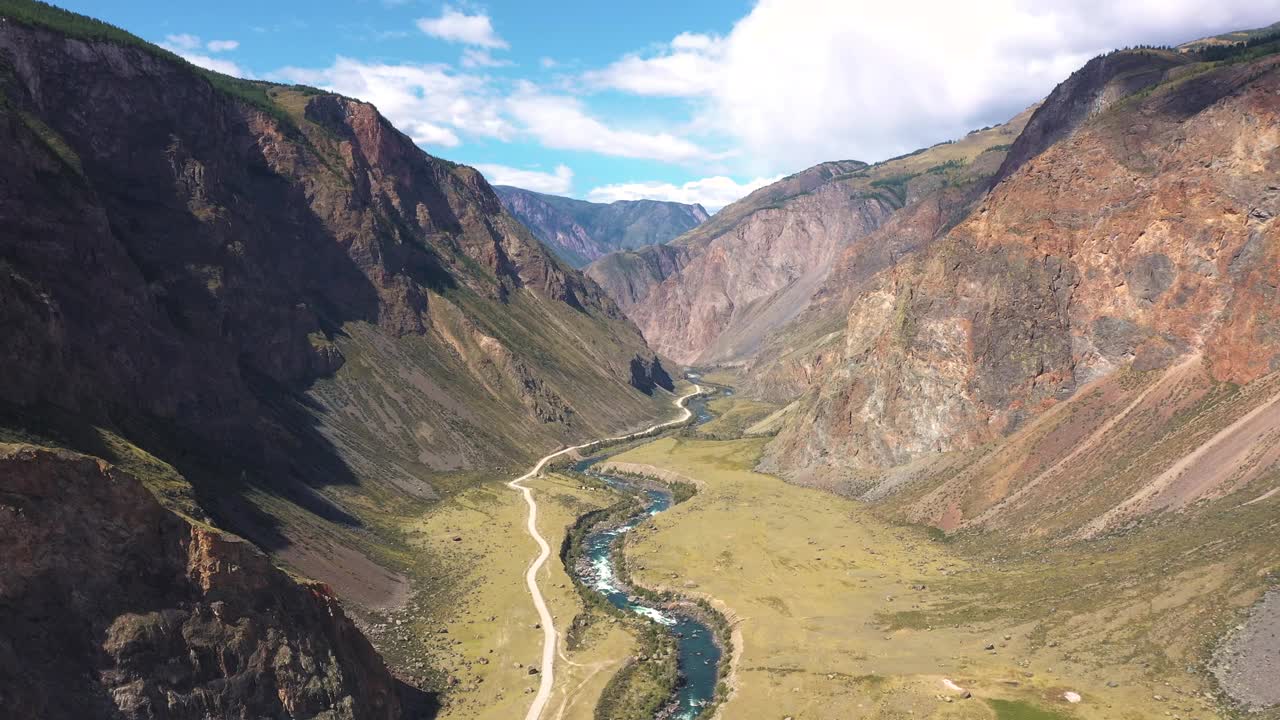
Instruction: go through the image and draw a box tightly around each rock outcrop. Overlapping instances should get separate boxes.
[760,49,1280,537]
[0,443,425,720]
[494,185,708,267]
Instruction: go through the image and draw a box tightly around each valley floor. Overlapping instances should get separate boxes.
[358,390,1276,720]
[605,434,1239,720]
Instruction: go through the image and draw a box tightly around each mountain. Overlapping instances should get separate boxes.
[754,45,1280,542]
[588,117,1031,366]
[582,242,692,311]
[493,185,708,267]
[0,2,674,714]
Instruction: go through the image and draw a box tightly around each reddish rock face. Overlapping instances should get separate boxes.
[0,443,421,720]
[591,117,1031,370]
[763,52,1280,479]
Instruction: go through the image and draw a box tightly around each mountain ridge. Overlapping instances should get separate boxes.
[494,184,708,267]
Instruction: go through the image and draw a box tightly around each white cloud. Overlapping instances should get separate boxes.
[163,33,202,51]
[159,34,247,76]
[416,6,507,49]
[587,174,780,213]
[273,57,513,147]
[177,52,247,76]
[474,163,573,194]
[269,59,707,163]
[507,88,711,163]
[590,0,1280,173]
[583,32,723,97]
[539,57,558,69]
[461,48,513,69]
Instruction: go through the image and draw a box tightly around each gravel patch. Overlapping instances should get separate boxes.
[1213,588,1280,711]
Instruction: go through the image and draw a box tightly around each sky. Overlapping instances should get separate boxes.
[61,0,1280,211]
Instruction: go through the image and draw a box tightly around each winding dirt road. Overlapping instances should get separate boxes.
[509,384,704,720]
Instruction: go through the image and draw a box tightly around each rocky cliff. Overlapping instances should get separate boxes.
[594,121,1029,367]
[0,2,675,704]
[738,114,1034,402]
[494,185,708,267]
[760,47,1280,538]
[0,443,426,720]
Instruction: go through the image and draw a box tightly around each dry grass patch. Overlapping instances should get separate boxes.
[607,436,1237,719]
[369,473,636,720]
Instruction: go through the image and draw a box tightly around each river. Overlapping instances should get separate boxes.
[569,389,722,719]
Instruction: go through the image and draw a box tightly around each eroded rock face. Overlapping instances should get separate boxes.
[629,184,897,365]
[740,144,1015,403]
[764,53,1280,476]
[0,443,419,720]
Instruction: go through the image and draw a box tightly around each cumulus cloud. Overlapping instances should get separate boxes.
[506,88,712,163]
[583,32,723,97]
[461,48,513,69]
[268,58,709,164]
[179,53,247,76]
[474,163,573,194]
[162,33,202,51]
[587,174,780,213]
[159,34,248,76]
[590,0,1280,173]
[417,6,507,49]
[272,57,513,147]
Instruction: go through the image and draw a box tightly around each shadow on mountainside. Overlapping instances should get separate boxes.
[0,26,446,558]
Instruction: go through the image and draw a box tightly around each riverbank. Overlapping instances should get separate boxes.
[395,472,631,720]
[559,457,735,720]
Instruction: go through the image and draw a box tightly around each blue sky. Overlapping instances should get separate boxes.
[57,0,1280,210]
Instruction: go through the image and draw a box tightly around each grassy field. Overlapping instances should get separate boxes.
[608,436,1233,719]
[694,395,781,439]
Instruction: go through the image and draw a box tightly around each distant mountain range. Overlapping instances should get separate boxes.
[494,185,709,267]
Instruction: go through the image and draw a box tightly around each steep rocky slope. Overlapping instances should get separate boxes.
[738,111,1035,402]
[582,243,692,310]
[760,48,1280,541]
[590,118,1029,366]
[0,443,426,719]
[494,185,708,267]
[0,3,676,708]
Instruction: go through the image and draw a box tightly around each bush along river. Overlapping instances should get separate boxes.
[565,384,727,719]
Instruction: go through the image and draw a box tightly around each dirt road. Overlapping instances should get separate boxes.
[509,384,703,720]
